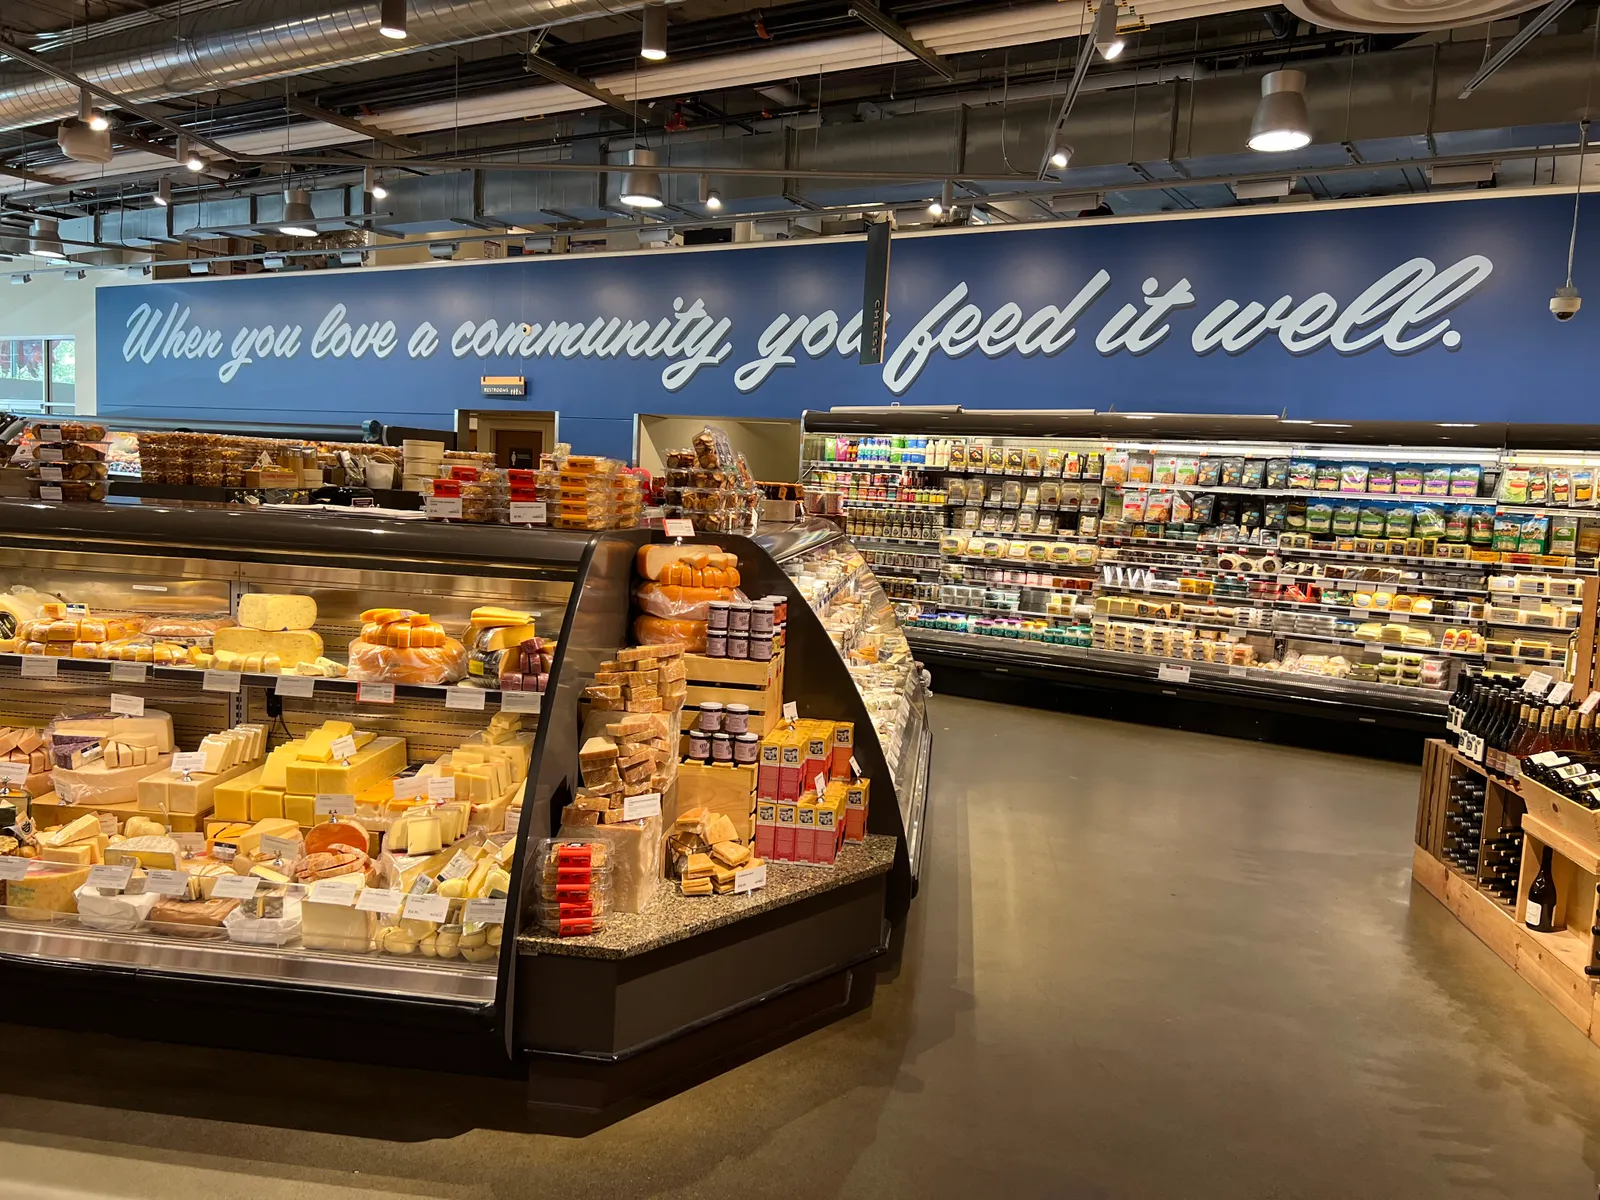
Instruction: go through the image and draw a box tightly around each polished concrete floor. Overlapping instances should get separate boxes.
[3,695,1600,1198]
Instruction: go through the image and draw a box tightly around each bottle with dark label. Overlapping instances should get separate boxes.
[1525,845,1561,932]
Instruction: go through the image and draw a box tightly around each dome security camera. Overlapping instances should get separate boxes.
[1551,285,1582,321]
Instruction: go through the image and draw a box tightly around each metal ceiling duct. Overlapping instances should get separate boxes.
[0,0,669,133]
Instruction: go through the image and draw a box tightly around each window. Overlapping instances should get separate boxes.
[0,337,74,415]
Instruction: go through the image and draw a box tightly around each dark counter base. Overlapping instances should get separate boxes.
[921,654,1433,762]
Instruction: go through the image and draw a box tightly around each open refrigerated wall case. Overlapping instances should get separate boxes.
[0,503,918,1098]
[799,412,1600,735]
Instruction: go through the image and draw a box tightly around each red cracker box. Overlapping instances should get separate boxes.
[758,739,783,802]
[754,799,777,860]
[778,736,804,804]
[774,799,797,861]
[795,800,818,863]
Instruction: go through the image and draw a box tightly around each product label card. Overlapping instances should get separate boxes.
[850,755,862,779]
[260,834,301,859]
[1584,691,1600,716]
[1157,663,1191,684]
[330,734,358,760]
[97,812,118,836]
[315,793,356,815]
[173,832,204,854]
[109,692,145,717]
[621,792,661,821]
[402,892,450,924]
[36,425,61,443]
[309,878,360,907]
[357,682,395,705]
[109,661,147,683]
[38,486,63,502]
[464,897,506,926]
[145,868,191,896]
[210,875,260,900]
[20,656,57,678]
[392,776,425,801]
[663,518,696,539]
[734,863,768,894]
[1522,671,1555,697]
[445,687,486,711]
[356,887,404,915]
[782,701,799,722]
[438,851,475,881]
[0,762,30,787]
[1549,681,1575,705]
[171,751,208,774]
[274,674,315,697]
[501,690,541,713]
[425,497,462,519]
[202,669,241,694]
[0,857,29,881]
[37,466,62,483]
[426,776,456,801]
[87,863,134,892]
[509,501,547,525]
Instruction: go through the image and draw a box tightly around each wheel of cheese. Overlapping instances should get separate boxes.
[305,821,371,857]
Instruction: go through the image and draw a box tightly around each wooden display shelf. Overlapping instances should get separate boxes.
[678,651,785,735]
[674,759,757,840]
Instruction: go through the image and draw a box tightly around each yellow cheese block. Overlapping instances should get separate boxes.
[136,758,261,816]
[236,818,299,857]
[40,843,94,865]
[53,754,174,808]
[260,742,303,789]
[212,767,266,823]
[106,835,182,870]
[287,736,407,796]
[469,621,537,652]
[299,720,356,764]
[40,813,101,847]
[238,593,318,633]
[464,731,535,783]
[249,788,286,821]
[51,711,175,753]
[391,813,442,855]
[283,793,316,827]
[8,863,92,915]
[211,627,324,667]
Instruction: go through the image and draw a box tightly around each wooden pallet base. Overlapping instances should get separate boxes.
[1413,844,1600,1041]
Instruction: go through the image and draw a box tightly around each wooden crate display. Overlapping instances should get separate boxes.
[678,652,784,735]
[674,760,757,841]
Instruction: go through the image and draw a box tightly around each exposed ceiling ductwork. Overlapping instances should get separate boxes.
[0,0,662,133]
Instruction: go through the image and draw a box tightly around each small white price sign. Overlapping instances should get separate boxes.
[86,863,133,892]
[109,692,145,717]
[20,656,58,678]
[1157,663,1191,684]
[38,485,62,502]
[402,892,450,924]
[734,863,768,894]
[1583,691,1600,716]
[357,683,395,705]
[426,776,456,801]
[622,792,661,821]
[330,734,358,760]
[315,793,356,815]
[425,497,462,519]
[509,501,547,525]
[392,776,425,801]
[663,518,696,539]
[0,857,29,881]
[210,875,260,900]
[850,755,862,779]
[814,772,828,798]
[145,869,191,897]
[261,834,301,858]
[97,812,118,836]
[501,689,541,713]
[37,466,62,483]
[1522,671,1555,697]
[310,878,360,907]
[37,446,62,462]
[171,751,208,774]
[464,897,507,925]
[274,674,315,698]
[356,888,404,915]
[0,762,30,787]
[36,425,62,443]
[1549,681,1575,705]
[203,669,241,694]
[1229,665,1250,677]
[782,701,799,722]
[173,832,204,854]
[109,662,147,683]
[445,687,486,711]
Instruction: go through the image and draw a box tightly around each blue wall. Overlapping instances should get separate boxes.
[98,192,1596,461]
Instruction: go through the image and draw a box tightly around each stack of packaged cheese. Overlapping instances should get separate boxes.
[534,838,610,937]
[346,607,468,685]
[669,808,760,896]
[632,543,747,653]
[464,605,550,693]
[195,592,328,674]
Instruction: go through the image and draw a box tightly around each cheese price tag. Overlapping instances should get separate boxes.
[814,772,827,798]
[1228,665,1250,677]
[503,809,521,834]
[19,655,58,678]
[357,682,395,705]
[426,776,456,801]
[0,762,30,787]
[782,701,799,722]
[402,892,450,924]
[87,863,133,892]
[37,446,62,463]
[445,686,487,711]
[109,661,147,683]
[172,832,204,854]
[501,689,541,713]
[509,501,547,525]
[662,517,696,539]
[356,888,403,915]
[621,792,661,821]
[1522,671,1555,697]
[310,878,360,907]
[37,466,62,483]
[274,673,315,697]
[1583,691,1600,716]
[97,812,118,836]
[171,751,208,774]
[438,851,475,881]
[1157,662,1191,684]
[109,692,145,717]
[38,485,63,502]
[261,834,301,858]
[330,734,358,760]
[145,869,191,897]
[0,857,29,882]
[36,425,62,443]
[464,897,507,926]
[733,863,768,894]
[315,793,356,815]
[392,776,426,802]
[850,755,862,779]
[202,669,241,694]
[425,496,463,519]
[1549,681,1575,705]
[210,875,260,900]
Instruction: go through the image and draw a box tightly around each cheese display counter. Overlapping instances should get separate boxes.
[0,502,917,1103]
[802,411,1600,748]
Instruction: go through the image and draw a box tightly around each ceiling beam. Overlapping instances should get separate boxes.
[1036,38,1094,180]
[1458,0,1578,99]
[284,98,423,154]
[523,54,654,124]
[0,161,69,187]
[848,3,956,80]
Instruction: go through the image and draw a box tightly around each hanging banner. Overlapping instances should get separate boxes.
[97,192,1595,458]
[859,218,892,367]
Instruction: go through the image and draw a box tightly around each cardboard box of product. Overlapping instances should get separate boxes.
[754,800,777,860]
[774,799,797,861]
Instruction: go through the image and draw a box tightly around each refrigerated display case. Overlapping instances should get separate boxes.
[0,501,915,1106]
[801,412,1600,745]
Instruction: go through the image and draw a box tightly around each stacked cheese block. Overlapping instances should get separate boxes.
[0,726,52,796]
[632,543,745,653]
[7,605,145,658]
[423,465,509,524]
[534,839,611,936]
[464,606,550,692]
[669,808,759,896]
[401,440,446,492]
[194,592,328,675]
[212,719,405,829]
[136,723,268,817]
[574,642,688,817]
[549,455,643,531]
[48,710,176,809]
[346,607,467,685]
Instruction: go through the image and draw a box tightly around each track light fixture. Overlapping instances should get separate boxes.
[29,219,65,260]
[380,0,408,39]
[263,254,288,270]
[154,178,171,207]
[339,249,368,266]
[362,167,389,201]
[1247,69,1312,153]
[188,260,211,275]
[928,180,954,217]
[279,188,318,237]
[641,5,668,60]
[79,89,109,132]
[1093,3,1126,61]
[620,147,665,207]
[698,174,722,210]
[1049,138,1074,170]
[10,274,30,285]
[429,243,458,260]
[178,136,204,173]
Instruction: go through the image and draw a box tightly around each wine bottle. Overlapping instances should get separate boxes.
[1526,845,1562,932]
[1510,704,1539,757]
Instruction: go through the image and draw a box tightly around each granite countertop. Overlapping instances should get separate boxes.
[518,834,897,960]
